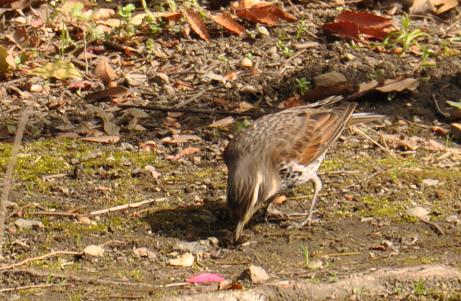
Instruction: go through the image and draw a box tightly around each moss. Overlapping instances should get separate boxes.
[358,195,406,219]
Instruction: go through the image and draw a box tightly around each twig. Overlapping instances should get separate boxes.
[0,108,31,255]
[421,219,445,236]
[117,104,257,117]
[0,283,67,293]
[0,250,82,271]
[89,198,165,216]
[8,267,155,288]
[432,93,451,119]
[351,125,396,158]
[175,89,206,108]
[28,211,81,218]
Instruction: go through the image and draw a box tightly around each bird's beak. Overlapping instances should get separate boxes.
[234,221,245,244]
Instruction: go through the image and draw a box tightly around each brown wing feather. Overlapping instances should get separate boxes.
[294,103,357,165]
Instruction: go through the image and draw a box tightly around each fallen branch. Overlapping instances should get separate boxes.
[0,250,82,271]
[0,108,31,255]
[89,198,165,216]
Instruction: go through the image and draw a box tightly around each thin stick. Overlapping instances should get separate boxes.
[117,104,257,117]
[10,267,155,288]
[0,108,30,255]
[0,250,82,271]
[89,198,164,216]
[351,125,396,158]
[0,283,66,293]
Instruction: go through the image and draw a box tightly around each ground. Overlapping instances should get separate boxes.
[0,0,461,300]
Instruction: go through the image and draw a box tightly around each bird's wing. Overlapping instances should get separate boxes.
[269,103,357,166]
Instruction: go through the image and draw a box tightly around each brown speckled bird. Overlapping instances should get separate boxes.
[224,96,384,243]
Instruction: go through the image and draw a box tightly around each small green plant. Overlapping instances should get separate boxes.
[414,279,427,296]
[235,119,251,133]
[118,3,136,36]
[301,244,309,268]
[277,40,293,57]
[295,77,311,95]
[383,14,428,54]
[296,18,306,40]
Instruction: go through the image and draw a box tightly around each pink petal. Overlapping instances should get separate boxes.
[187,273,225,284]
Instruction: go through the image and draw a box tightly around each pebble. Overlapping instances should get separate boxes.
[14,218,44,229]
[245,265,269,284]
[84,245,105,257]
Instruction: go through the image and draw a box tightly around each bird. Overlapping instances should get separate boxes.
[223,96,384,243]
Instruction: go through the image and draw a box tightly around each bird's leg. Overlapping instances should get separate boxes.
[289,174,322,228]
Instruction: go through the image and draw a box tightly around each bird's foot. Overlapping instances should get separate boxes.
[284,212,320,229]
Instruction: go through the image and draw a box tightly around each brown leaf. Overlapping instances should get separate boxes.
[139,140,157,153]
[211,12,246,36]
[145,165,161,179]
[81,135,120,144]
[208,116,235,128]
[335,10,393,30]
[84,86,130,102]
[376,78,419,93]
[323,10,394,40]
[162,134,202,144]
[167,146,200,161]
[182,9,210,42]
[432,0,459,14]
[234,0,296,26]
[95,57,117,85]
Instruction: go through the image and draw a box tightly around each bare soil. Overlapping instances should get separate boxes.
[1,1,461,300]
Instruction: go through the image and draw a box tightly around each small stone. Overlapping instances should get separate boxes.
[450,123,461,139]
[240,85,258,95]
[422,179,440,187]
[14,218,44,229]
[307,259,323,270]
[446,215,460,224]
[84,245,105,257]
[257,25,270,36]
[245,265,269,284]
[406,206,430,220]
[208,237,219,247]
[174,241,207,255]
[169,252,194,267]
[133,247,156,259]
[78,216,96,225]
[241,57,253,68]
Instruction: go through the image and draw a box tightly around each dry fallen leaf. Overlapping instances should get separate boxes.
[140,140,157,152]
[167,147,200,161]
[81,135,120,144]
[182,9,210,41]
[84,86,130,102]
[233,0,296,26]
[208,116,235,128]
[162,134,202,144]
[94,57,117,85]
[211,12,246,36]
[376,78,419,93]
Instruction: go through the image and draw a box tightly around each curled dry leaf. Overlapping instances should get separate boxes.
[84,86,130,102]
[81,135,120,144]
[162,134,202,144]
[182,9,210,42]
[167,146,200,161]
[211,12,246,36]
[233,0,296,26]
[208,116,235,128]
[376,78,419,93]
[382,134,419,151]
[140,140,157,152]
[95,57,117,85]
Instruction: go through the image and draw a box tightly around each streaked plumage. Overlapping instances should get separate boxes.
[224,96,383,243]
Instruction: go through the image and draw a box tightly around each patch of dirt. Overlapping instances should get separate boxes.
[1,0,461,300]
